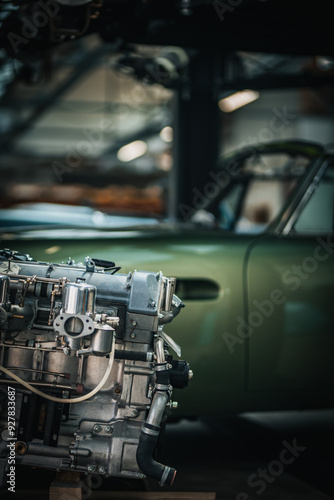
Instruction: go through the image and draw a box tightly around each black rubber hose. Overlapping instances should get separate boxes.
[136,430,177,486]
[155,364,170,386]
[114,350,151,361]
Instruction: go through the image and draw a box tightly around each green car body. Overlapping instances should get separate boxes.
[2,141,334,416]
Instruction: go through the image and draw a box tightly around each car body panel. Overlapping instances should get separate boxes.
[246,235,334,393]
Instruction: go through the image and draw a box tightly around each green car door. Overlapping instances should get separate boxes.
[246,161,334,408]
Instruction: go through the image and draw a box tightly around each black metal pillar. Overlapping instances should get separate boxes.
[170,51,222,221]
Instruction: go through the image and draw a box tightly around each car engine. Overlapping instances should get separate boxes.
[0,249,191,489]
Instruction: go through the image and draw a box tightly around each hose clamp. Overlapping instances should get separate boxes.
[159,466,171,487]
[155,383,170,391]
[142,426,160,437]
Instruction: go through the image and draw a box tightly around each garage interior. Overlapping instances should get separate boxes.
[1,0,334,499]
[1,1,334,218]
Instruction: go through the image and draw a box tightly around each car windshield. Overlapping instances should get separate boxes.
[203,150,313,233]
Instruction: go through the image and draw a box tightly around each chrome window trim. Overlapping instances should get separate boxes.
[275,157,330,236]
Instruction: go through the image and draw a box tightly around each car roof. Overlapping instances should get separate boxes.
[218,140,326,168]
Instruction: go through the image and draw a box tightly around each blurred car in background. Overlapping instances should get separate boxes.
[1,140,333,417]
[0,202,159,231]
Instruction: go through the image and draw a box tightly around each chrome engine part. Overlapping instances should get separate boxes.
[0,250,191,488]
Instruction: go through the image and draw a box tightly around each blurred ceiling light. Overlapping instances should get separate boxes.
[160,152,173,171]
[218,90,259,113]
[45,246,61,255]
[117,140,148,162]
[160,126,173,143]
[316,56,334,70]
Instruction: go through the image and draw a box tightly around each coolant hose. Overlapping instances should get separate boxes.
[136,429,176,486]
[136,338,176,486]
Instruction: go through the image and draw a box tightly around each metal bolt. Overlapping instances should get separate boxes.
[130,333,136,339]
[93,425,102,433]
[168,401,178,409]
[15,441,27,455]
[130,409,138,418]
[98,466,106,475]
[105,426,113,434]
[150,300,156,308]
[36,344,41,348]
[131,320,137,326]
[88,464,96,473]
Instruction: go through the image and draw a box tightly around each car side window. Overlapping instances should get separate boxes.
[293,164,334,234]
[217,184,244,230]
[235,178,297,234]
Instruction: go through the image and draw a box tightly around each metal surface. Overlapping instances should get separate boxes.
[91,325,114,356]
[165,279,176,312]
[0,275,9,305]
[280,159,330,235]
[145,392,169,431]
[0,253,189,489]
[62,282,96,316]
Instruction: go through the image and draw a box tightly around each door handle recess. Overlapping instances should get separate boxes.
[175,279,220,301]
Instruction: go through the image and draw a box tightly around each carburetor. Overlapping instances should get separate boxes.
[0,249,192,488]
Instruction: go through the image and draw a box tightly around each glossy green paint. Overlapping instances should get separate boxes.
[246,236,334,392]
[3,227,333,416]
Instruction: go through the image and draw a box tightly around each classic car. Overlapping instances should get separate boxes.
[1,139,333,417]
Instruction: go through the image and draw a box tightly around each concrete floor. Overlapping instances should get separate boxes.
[2,409,334,499]
[146,410,334,500]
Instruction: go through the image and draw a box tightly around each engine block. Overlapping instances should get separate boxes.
[0,249,191,489]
